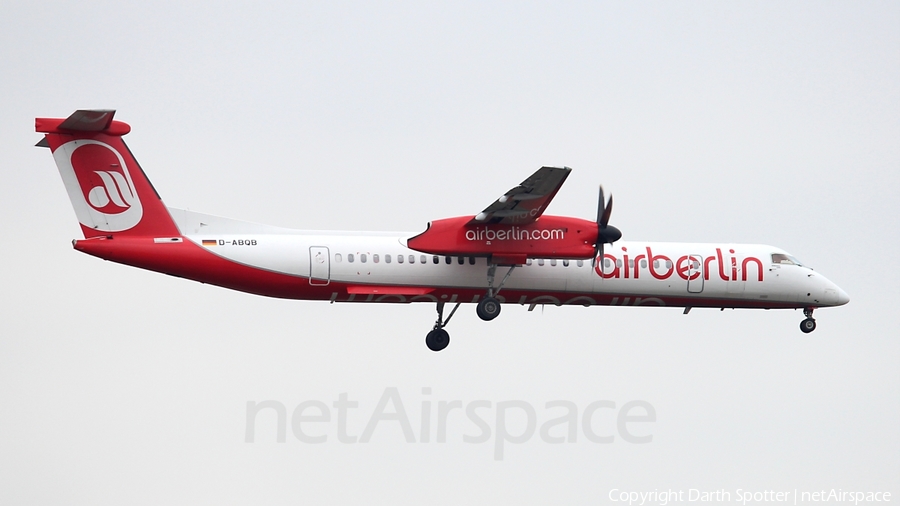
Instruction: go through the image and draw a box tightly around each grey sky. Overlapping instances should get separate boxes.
[1,2,897,504]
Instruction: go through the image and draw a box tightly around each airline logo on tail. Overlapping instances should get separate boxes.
[53,139,144,232]
[86,170,135,211]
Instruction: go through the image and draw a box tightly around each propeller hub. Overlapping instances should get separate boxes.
[599,225,621,244]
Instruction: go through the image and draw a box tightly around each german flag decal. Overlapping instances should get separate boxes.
[202,239,217,246]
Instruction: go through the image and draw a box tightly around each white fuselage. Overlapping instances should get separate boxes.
[172,209,848,309]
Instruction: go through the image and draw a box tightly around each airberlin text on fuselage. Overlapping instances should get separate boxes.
[465,226,565,242]
[597,246,765,282]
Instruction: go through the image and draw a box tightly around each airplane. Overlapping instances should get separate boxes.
[36,110,849,351]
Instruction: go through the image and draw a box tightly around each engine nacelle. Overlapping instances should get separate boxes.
[406,215,598,263]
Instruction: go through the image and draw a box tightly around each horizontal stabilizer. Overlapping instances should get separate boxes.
[59,110,116,131]
[36,109,131,136]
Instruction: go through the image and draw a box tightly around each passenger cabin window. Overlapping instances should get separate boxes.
[397,254,404,264]
[335,253,342,263]
[373,254,379,263]
[550,259,557,266]
[433,255,439,264]
[420,255,426,264]
[526,259,533,266]
[360,254,367,263]
[538,259,545,266]
[457,256,464,265]
[348,253,355,263]
[640,259,647,269]
[468,257,475,265]
[577,260,584,267]
[385,254,391,263]
[563,259,569,267]
[445,256,452,265]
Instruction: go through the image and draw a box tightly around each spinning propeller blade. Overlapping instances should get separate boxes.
[592,185,622,268]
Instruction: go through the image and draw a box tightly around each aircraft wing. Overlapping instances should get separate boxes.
[467,166,571,225]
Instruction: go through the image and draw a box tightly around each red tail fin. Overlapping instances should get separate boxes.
[36,110,180,238]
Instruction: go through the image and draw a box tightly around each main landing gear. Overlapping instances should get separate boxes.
[476,264,515,322]
[424,263,518,351]
[476,297,501,321]
[426,301,460,352]
[800,307,817,334]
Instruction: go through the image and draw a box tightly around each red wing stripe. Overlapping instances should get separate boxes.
[346,286,435,296]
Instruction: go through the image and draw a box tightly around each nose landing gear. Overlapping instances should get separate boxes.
[800,308,817,333]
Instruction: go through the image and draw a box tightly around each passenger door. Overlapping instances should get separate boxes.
[687,254,704,293]
[309,246,330,286]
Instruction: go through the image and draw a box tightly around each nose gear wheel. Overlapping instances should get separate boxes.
[800,308,817,334]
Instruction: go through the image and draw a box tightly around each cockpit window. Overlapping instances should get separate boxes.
[771,253,804,266]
